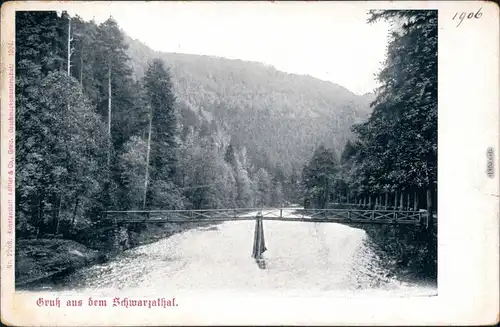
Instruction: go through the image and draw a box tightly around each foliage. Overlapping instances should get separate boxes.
[143,59,178,180]
[16,69,107,237]
[301,145,340,208]
[125,36,374,175]
[331,10,438,208]
[297,10,438,279]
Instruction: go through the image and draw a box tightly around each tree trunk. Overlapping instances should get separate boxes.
[426,188,432,228]
[399,192,404,211]
[324,180,329,208]
[36,197,43,238]
[79,52,83,85]
[142,107,153,209]
[55,195,62,235]
[107,63,112,169]
[67,17,72,112]
[425,187,435,258]
[67,17,71,77]
[394,191,398,211]
[385,192,388,209]
[51,193,58,234]
[413,191,418,211]
[406,192,410,210]
[71,196,80,228]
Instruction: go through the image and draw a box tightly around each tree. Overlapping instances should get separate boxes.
[349,10,437,205]
[301,145,339,208]
[16,71,107,236]
[340,140,358,164]
[95,17,135,160]
[142,103,153,209]
[284,168,301,204]
[254,168,271,207]
[233,156,254,207]
[15,12,109,237]
[71,16,100,102]
[118,136,148,210]
[142,58,182,208]
[176,125,238,210]
[224,141,236,165]
[270,179,284,207]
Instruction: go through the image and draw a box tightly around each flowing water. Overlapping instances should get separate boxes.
[21,209,436,297]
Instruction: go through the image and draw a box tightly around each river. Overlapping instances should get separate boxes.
[21,209,436,297]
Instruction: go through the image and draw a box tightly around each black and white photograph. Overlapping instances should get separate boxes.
[1,1,498,326]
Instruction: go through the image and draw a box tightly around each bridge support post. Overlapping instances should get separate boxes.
[252,213,267,269]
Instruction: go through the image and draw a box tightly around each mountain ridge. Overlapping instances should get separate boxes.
[124,35,375,173]
[124,35,372,99]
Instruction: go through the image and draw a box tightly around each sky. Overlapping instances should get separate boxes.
[68,2,390,95]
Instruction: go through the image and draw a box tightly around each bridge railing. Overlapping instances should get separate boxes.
[100,207,428,226]
[272,208,424,225]
[101,208,265,224]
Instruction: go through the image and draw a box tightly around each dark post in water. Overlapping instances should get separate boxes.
[252,212,267,269]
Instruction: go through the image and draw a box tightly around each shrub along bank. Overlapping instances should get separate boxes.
[361,223,437,283]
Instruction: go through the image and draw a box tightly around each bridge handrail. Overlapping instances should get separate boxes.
[99,208,431,226]
[100,207,430,213]
[102,208,274,213]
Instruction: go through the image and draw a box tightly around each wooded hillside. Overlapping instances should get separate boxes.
[125,36,374,174]
[15,11,372,239]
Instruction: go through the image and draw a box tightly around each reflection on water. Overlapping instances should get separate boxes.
[21,210,437,297]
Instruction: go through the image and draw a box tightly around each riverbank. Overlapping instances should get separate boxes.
[15,239,101,287]
[15,221,219,288]
[306,206,437,283]
[362,223,437,284]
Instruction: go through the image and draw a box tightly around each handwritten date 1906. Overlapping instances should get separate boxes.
[453,7,482,27]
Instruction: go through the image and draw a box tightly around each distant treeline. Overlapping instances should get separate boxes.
[301,10,437,211]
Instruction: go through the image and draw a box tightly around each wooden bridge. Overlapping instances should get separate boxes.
[99,207,435,269]
[100,207,431,226]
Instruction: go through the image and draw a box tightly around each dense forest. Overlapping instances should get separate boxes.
[15,8,436,258]
[301,10,437,213]
[125,38,375,175]
[15,11,370,239]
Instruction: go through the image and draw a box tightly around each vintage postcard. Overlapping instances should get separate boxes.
[1,1,498,325]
